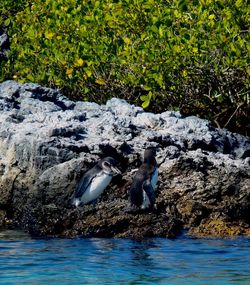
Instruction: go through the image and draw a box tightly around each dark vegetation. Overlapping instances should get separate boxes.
[0,0,249,135]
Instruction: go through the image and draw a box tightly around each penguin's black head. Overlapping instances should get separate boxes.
[143,147,157,165]
[100,157,121,175]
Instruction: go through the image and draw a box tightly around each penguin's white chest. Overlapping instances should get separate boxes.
[81,172,112,204]
[141,168,158,209]
[151,167,158,190]
[141,190,150,209]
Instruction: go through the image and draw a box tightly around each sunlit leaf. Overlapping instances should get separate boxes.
[85,70,92,77]
[124,37,132,45]
[45,31,54,40]
[66,68,73,76]
[95,78,105,85]
[142,100,150,109]
[75,58,84,67]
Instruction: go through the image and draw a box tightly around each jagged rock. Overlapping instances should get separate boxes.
[0,80,249,238]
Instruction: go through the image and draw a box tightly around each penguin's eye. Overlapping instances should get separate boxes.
[103,161,111,168]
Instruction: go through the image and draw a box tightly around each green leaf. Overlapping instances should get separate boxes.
[143,86,152,91]
[4,18,11,26]
[140,95,148,101]
[142,100,150,109]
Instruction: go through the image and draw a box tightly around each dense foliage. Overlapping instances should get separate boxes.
[0,0,249,134]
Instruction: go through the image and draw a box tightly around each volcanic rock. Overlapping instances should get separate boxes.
[0,80,249,238]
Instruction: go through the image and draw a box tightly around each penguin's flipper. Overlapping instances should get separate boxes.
[143,180,155,207]
[74,168,97,199]
[129,184,143,207]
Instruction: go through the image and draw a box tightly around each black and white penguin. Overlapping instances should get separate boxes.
[129,148,158,210]
[73,157,121,207]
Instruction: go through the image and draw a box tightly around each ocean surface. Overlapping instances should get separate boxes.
[0,230,250,285]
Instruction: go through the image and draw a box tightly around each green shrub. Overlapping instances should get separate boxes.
[1,0,249,134]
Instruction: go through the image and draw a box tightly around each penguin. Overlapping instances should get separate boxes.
[129,148,158,210]
[73,157,121,207]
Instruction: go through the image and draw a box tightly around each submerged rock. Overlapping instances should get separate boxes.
[0,80,249,238]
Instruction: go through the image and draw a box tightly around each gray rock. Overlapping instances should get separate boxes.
[0,80,249,238]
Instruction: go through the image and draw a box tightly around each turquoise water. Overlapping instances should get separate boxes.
[0,230,250,285]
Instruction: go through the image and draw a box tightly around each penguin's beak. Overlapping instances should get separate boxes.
[111,166,121,175]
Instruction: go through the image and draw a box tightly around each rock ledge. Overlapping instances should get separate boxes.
[0,80,249,238]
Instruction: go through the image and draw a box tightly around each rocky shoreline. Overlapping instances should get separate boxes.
[0,80,249,238]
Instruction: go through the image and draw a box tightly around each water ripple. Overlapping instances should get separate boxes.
[0,230,250,284]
